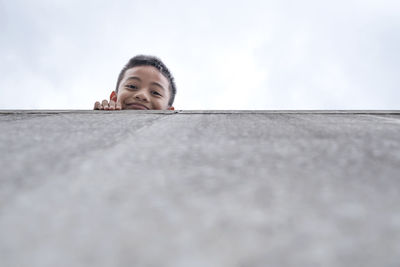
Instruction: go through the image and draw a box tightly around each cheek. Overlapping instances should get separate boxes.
[117,91,132,108]
[155,98,169,109]
[117,91,130,101]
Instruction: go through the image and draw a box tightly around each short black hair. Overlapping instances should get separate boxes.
[115,55,177,106]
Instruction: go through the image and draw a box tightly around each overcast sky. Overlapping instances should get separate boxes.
[0,0,399,109]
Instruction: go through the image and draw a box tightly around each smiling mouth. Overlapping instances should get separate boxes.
[124,103,150,110]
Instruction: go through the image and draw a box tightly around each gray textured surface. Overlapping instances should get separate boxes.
[1,110,400,267]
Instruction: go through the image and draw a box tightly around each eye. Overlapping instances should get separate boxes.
[126,85,138,90]
[151,91,162,97]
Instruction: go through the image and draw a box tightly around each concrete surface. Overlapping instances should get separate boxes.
[0,110,400,267]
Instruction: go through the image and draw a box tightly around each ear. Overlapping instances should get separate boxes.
[168,106,175,110]
[110,90,118,102]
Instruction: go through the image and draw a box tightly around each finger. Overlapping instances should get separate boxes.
[109,100,116,110]
[102,99,109,110]
[94,101,101,110]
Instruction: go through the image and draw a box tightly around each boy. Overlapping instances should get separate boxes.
[94,55,176,110]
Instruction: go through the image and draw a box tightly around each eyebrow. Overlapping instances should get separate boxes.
[126,76,166,91]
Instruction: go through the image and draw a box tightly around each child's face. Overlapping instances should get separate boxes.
[117,66,173,110]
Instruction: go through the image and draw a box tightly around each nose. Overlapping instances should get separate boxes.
[135,91,149,102]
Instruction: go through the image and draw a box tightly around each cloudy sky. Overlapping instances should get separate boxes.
[0,0,399,110]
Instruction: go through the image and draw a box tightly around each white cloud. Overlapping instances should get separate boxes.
[0,0,399,109]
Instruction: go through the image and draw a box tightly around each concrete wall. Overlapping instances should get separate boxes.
[1,110,400,267]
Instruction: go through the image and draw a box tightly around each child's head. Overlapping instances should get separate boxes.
[115,55,177,110]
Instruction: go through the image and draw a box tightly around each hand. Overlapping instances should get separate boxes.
[94,91,121,110]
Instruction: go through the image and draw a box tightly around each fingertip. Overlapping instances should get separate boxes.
[94,101,100,110]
